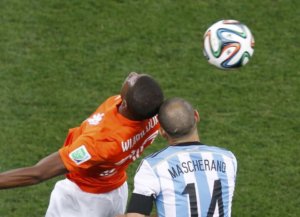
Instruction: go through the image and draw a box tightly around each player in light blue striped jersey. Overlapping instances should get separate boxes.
[116,98,237,217]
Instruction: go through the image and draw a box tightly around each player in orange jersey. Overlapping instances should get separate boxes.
[0,72,164,217]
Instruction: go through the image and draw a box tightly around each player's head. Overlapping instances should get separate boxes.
[120,72,164,120]
[158,97,199,139]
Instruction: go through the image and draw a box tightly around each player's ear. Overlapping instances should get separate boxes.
[120,99,128,110]
[194,110,200,123]
[159,127,168,139]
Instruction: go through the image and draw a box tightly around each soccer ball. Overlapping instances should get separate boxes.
[203,19,255,69]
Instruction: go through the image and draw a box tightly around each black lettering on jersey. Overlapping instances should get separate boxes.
[211,160,216,171]
[204,159,210,170]
[198,160,204,171]
[168,160,227,179]
[168,167,178,179]
[182,162,189,173]
[187,161,195,172]
[176,164,184,176]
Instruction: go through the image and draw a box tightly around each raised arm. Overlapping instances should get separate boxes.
[0,151,68,189]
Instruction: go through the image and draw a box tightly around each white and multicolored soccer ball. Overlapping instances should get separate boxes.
[203,20,255,69]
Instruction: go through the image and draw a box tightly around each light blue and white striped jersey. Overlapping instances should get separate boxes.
[132,142,237,217]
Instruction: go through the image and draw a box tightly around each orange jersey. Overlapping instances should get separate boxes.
[59,95,160,194]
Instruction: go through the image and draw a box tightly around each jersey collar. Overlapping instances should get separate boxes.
[172,141,204,146]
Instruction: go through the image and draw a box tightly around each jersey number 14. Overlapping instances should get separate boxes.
[182,180,224,217]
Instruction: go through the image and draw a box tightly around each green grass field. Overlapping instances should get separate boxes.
[0,0,299,216]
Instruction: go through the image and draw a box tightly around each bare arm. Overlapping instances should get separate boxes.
[0,151,68,189]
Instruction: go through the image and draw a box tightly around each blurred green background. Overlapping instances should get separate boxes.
[0,0,299,216]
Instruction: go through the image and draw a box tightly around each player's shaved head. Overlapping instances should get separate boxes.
[126,74,164,120]
[158,98,196,138]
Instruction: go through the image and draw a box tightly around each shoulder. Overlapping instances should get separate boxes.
[146,146,169,159]
[104,95,121,103]
[142,146,173,168]
[94,95,121,112]
[200,144,237,160]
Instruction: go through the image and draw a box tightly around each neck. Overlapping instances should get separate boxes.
[168,133,200,146]
[118,103,140,121]
[118,103,130,119]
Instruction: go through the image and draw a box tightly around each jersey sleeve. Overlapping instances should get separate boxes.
[231,152,238,180]
[133,159,160,196]
[59,134,117,172]
[126,159,160,215]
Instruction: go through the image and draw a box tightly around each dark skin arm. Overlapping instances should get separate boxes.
[0,151,68,189]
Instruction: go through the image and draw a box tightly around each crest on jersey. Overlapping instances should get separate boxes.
[69,145,91,165]
[87,113,104,125]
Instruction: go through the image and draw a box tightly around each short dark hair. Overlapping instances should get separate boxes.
[158,98,195,138]
[126,76,164,120]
